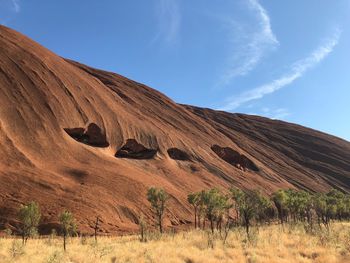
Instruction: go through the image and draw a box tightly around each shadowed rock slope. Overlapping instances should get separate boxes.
[0,25,349,234]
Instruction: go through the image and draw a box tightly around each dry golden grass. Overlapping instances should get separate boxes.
[1,223,350,263]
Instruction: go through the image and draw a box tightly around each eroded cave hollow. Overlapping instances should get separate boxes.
[211,145,259,172]
[167,148,191,161]
[64,123,109,147]
[115,139,157,159]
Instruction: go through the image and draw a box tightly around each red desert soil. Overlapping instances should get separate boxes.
[0,25,349,234]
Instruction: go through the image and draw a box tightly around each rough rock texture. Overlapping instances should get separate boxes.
[0,25,349,234]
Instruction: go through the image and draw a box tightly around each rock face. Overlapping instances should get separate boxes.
[211,145,259,171]
[115,139,157,159]
[0,25,349,234]
[65,123,109,147]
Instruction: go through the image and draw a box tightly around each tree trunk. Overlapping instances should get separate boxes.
[245,223,249,239]
[141,225,145,242]
[244,214,250,239]
[159,214,163,234]
[194,207,197,229]
[94,216,100,243]
[279,208,284,226]
[63,233,66,251]
[210,218,214,234]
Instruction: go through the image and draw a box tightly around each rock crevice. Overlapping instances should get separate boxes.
[167,148,191,161]
[64,123,109,147]
[115,139,157,159]
[211,145,259,172]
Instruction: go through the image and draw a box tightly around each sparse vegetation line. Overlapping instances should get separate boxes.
[1,187,350,262]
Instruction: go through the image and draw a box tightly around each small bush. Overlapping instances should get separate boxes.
[46,229,57,246]
[4,228,12,236]
[9,240,24,258]
[139,214,149,242]
[59,210,77,251]
[343,230,350,252]
[18,201,41,244]
[91,243,113,259]
[206,230,217,249]
[81,234,88,245]
[46,251,63,263]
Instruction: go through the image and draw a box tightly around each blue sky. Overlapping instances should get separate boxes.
[1,0,349,141]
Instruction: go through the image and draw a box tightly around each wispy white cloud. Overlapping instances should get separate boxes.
[261,107,290,120]
[247,108,290,120]
[12,0,20,13]
[0,0,20,24]
[220,0,278,85]
[153,0,181,44]
[219,29,341,111]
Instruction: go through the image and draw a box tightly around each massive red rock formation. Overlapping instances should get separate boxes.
[0,25,349,234]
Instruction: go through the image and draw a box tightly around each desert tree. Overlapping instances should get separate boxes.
[187,192,201,229]
[202,188,229,234]
[147,187,169,234]
[94,216,100,243]
[299,191,313,224]
[284,189,298,222]
[326,189,345,220]
[313,193,330,229]
[230,188,269,238]
[18,201,41,244]
[272,189,289,225]
[284,189,312,223]
[221,211,232,245]
[198,190,207,229]
[256,194,274,225]
[59,210,77,251]
[230,187,244,224]
[342,194,350,220]
[313,191,341,230]
[215,194,231,233]
[313,189,346,230]
[220,196,234,244]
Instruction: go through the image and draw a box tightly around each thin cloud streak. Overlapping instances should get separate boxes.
[153,0,180,44]
[0,0,20,24]
[12,0,20,13]
[219,29,341,111]
[220,0,278,85]
[247,108,290,120]
[262,107,290,120]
